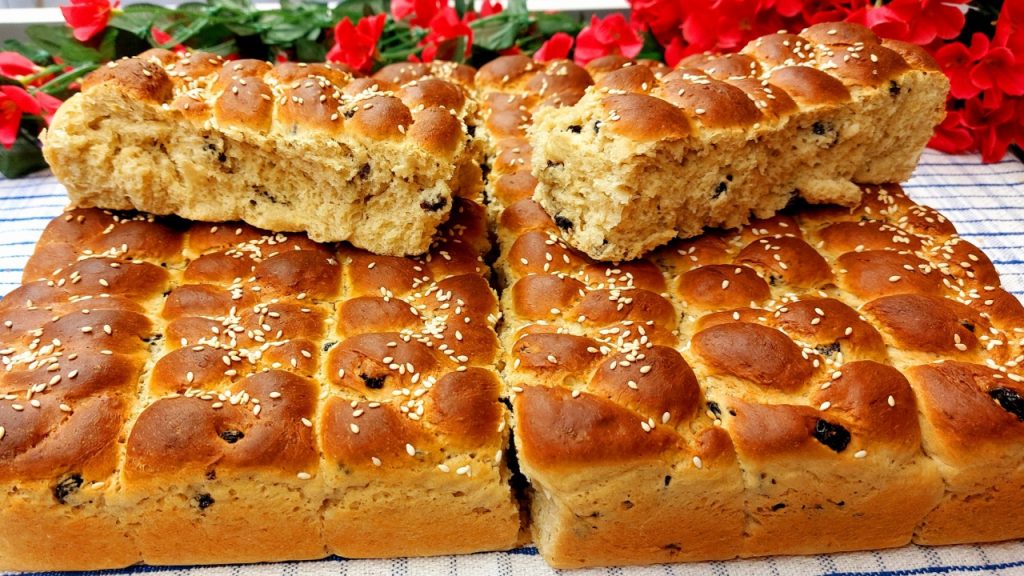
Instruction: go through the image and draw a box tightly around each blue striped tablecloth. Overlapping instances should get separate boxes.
[2,148,1024,575]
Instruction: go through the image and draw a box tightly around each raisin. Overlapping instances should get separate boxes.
[206,469,217,480]
[219,430,244,444]
[466,125,476,137]
[343,108,356,119]
[961,320,975,333]
[357,164,371,180]
[195,493,215,510]
[568,124,582,134]
[815,342,841,357]
[554,215,573,230]
[593,120,602,134]
[712,181,728,199]
[322,340,337,352]
[420,196,448,212]
[771,503,786,511]
[54,474,83,504]
[813,419,851,452]
[664,475,672,487]
[361,373,385,389]
[989,388,1024,421]
[706,401,722,417]
[889,81,901,97]
[546,160,563,169]
[812,122,827,135]
[768,274,779,286]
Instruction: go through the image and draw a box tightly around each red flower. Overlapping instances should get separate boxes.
[326,14,387,74]
[61,0,118,42]
[995,0,1024,54]
[574,14,643,65]
[936,33,1024,101]
[0,52,39,79]
[630,0,685,44]
[35,92,63,125]
[150,26,186,53]
[419,7,473,62]
[0,86,40,149]
[962,96,1024,162]
[534,32,574,62]
[857,0,967,46]
[801,0,871,25]
[479,0,503,18]
[928,108,974,154]
[391,0,443,28]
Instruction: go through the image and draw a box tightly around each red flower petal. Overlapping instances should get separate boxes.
[0,52,38,79]
[534,32,573,62]
[34,92,63,125]
[327,14,386,74]
[60,0,116,42]
[573,13,643,65]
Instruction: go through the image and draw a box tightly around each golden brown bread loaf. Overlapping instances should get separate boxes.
[525,22,950,260]
[0,199,520,571]
[42,53,482,256]
[3,185,1024,570]
[494,184,1024,567]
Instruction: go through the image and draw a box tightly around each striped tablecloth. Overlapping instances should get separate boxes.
[2,148,1024,576]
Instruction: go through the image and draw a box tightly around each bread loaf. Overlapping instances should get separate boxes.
[527,22,950,260]
[0,199,520,571]
[42,53,482,256]
[495,185,1024,567]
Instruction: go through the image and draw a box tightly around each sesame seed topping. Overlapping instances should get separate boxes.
[853,450,867,459]
[692,456,703,469]
[887,395,896,407]
[297,472,312,480]
[406,443,416,456]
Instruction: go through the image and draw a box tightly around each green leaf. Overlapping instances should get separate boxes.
[39,62,99,96]
[25,25,102,66]
[295,36,327,62]
[533,12,581,36]
[471,16,523,51]
[505,0,528,15]
[0,40,52,65]
[0,131,47,179]
[109,4,171,37]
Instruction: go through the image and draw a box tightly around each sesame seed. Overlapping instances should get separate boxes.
[301,417,313,428]
[0,426,5,441]
[887,395,896,407]
[819,401,831,411]
[350,423,360,434]
[456,465,471,475]
[437,464,450,473]
[854,450,867,459]
[692,456,703,469]
[406,443,416,456]
[297,472,312,480]
[639,365,652,375]
[888,275,901,282]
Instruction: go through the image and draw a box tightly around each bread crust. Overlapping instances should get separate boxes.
[43,54,483,256]
[524,22,950,260]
